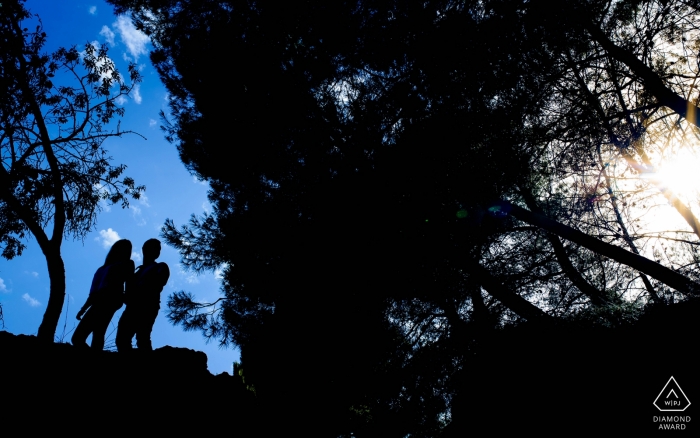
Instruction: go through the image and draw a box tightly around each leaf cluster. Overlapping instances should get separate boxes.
[0,0,145,258]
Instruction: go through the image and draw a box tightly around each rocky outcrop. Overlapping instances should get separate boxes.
[0,331,256,433]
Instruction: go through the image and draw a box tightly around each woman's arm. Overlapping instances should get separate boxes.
[77,266,105,319]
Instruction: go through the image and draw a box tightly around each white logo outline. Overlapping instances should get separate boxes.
[653,376,691,412]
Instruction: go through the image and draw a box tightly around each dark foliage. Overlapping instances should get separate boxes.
[109,0,700,434]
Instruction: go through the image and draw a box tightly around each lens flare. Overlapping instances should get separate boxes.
[655,148,700,196]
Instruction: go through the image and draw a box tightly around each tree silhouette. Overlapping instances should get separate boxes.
[0,0,144,341]
[536,0,700,240]
[109,0,700,433]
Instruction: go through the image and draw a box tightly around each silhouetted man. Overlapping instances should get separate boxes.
[116,239,170,352]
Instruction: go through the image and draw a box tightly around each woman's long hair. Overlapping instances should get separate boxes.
[104,239,132,266]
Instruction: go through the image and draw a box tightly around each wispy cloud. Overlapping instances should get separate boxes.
[23,271,39,278]
[132,83,142,104]
[139,194,150,207]
[131,205,147,226]
[149,119,157,127]
[100,25,115,46]
[113,16,149,61]
[89,6,97,15]
[96,228,121,249]
[22,293,41,307]
[0,278,8,293]
[131,251,142,263]
[115,95,127,106]
[80,41,118,83]
[202,201,211,214]
[94,183,112,212]
[193,176,207,186]
[179,268,200,284]
[214,263,228,280]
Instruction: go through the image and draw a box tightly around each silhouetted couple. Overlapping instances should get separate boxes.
[71,238,170,352]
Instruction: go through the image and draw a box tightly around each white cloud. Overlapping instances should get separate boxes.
[131,205,146,226]
[131,251,142,263]
[132,83,142,104]
[193,176,207,186]
[93,183,112,212]
[0,278,8,293]
[139,194,150,207]
[115,95,127,106]
[202,201,211,214]
[31,271,38,278]
[214,263,228,280]
[96,228,121,249]
[81,42,119,85]
[22,293,41,307]
[89,6,97,15]
[113,16,149,61]
[100,25,115,46]
[179,268,200,284]
[149,119,157,127]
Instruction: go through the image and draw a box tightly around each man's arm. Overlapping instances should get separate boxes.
[158,263,170,288]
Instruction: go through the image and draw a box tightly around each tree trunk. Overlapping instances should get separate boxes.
[501,201,700,296]
[521,191,612,306]
[472,264,555,324]
[36,245,66,342]
[546,233,613,306]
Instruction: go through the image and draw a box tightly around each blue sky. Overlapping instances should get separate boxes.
[0,0,239,374]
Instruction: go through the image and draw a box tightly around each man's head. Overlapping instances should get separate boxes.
[142,238,161,261]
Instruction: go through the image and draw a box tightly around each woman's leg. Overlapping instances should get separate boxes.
[90,318,107,350]
[90,305,119,350]
[71,308,96,348]
[116,306,137,352]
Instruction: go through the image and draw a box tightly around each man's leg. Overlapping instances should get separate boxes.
[135,306,159,351]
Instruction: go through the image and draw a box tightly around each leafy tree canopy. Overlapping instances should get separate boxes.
[1,0,144,340]
[110,0,700,434]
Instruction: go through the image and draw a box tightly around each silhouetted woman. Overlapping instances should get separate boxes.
[72,239,135,350]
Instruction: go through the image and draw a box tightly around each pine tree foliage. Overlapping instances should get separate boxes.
[110,0,700,434]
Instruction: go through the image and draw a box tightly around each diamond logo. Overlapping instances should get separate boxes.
[653,377,691,412]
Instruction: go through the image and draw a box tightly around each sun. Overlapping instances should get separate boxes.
[654,147,700,198]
